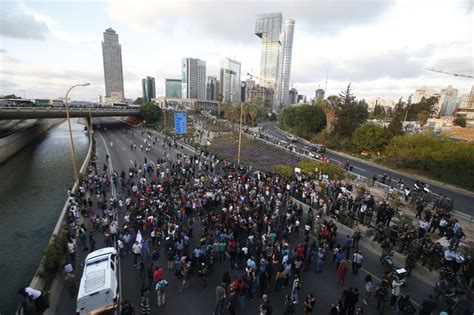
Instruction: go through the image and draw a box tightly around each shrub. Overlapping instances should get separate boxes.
[453,117,467,128]
[42,232,68,276]
[352,123,392,152]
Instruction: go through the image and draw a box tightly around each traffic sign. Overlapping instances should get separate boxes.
[174,112,187,135]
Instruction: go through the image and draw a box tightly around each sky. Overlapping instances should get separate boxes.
[0,0,473,102]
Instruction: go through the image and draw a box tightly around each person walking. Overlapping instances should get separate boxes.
[337,260,348,286]
[390,277,404,309]
[291,274,301,304]
[362,274,374,305]
[214,282,226,315]
[304,293,316,315]
[155,278,168,307]
[227,288,238,315]
[352,251,364,275]
[375,280,389,314]
[283,294,295,314]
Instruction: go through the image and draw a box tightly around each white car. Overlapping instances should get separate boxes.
[287,135,297,142]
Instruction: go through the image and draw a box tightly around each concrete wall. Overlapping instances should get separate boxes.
[0,119,62,164]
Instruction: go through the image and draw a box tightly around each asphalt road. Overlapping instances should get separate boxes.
[55,117,441,315]
[259,121,474,218]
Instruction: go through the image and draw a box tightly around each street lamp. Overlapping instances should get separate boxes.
[65,83,90,181]
[237,100,244,165]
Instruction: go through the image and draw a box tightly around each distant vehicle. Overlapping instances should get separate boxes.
[278,140,288,147]
[309,143,326,154]
[288,144,297,152]
[287,134,298,142]
[76,247,119,315]
[302,147,320,159]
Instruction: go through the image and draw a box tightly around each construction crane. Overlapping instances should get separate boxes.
[427,69,474,79]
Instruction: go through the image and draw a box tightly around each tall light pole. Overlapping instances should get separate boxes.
[237,101,244,165]
[65,83,90,181]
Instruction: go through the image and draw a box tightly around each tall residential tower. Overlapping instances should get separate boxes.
[276,19,295,106]
[102,28,124,102]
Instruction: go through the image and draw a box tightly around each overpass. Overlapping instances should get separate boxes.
[0,107,140,120]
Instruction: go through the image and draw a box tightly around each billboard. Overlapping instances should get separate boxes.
[174,112,187,135]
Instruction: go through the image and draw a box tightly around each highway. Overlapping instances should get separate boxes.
[54,117,440,314]
[259,121,474,218]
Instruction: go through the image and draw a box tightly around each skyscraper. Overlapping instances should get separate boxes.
[255,13,282,91]
[166,79,182,98]
[255,13,295,109]
[206,76,218,101]
[219,58,241,104]
[182,58,206,100]
[102,28,124,101]
[276,19,295,106]
[142,76,155,102]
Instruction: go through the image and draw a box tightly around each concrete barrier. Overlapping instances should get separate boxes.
[17,132,94,315]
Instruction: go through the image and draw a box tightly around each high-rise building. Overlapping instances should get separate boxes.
[182,58,206,100]
[315,88,325,100]
[297,94,306,104]
[276,19,295,106]
[142,76,156,102]
[245,79,274,104]
[102,28,124,101]
[255,13,282,91]
[289,88,298,105]
[165,79,182,98]
[219,58,241,104]
[206,76,218,101]
[255,13,295,109]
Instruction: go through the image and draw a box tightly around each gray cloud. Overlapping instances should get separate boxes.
[0,11,50,40]
[430,56,474,75]
[294,49,426,84]
[109,0,394,44]
[0,79,19,89]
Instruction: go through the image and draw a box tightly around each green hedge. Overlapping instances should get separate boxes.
[274,159,349,181]
[384,134,474,190]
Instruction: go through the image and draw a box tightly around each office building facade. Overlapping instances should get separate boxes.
[206,76,219,101]
[102,28,125,101]
[165,79,182,98]
[142,76,156,102]
[219,58,241,104]
[182,58,206,100]
[245,79,274,104]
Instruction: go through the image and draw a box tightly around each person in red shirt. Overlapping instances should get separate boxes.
[153,266,163,284]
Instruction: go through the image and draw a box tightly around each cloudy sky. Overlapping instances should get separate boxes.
[0,0,472,102]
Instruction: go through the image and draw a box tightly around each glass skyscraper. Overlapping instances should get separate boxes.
[276,19,295,107]
[165,79,182,98]
[102,28,124,100]
[255,13,295,109]
[255,13,282,91]
[142,76,155,102]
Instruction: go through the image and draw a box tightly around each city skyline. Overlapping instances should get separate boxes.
[0,0,472,101]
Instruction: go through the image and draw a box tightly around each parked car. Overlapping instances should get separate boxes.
[287,135,298,142]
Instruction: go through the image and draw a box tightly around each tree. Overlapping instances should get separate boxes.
[333,84,369,137]
[453,117,467,127]
[371,104,386,120]
[279,104,326,139]
[387,98,406,136]
[317,96,338,135]
[138,101,162,124]
[0,94,21,99]
[352,123,392,152]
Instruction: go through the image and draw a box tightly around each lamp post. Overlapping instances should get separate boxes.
[65,83,90,181]
[237,100,244,165]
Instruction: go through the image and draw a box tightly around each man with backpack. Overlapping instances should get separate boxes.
[155,278,168,307]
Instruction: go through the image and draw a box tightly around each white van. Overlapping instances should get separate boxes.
[76,247,119,315]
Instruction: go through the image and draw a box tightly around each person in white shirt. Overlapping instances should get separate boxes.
[352,251,364,275]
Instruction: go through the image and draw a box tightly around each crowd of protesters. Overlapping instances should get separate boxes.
[19,124,472,315]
